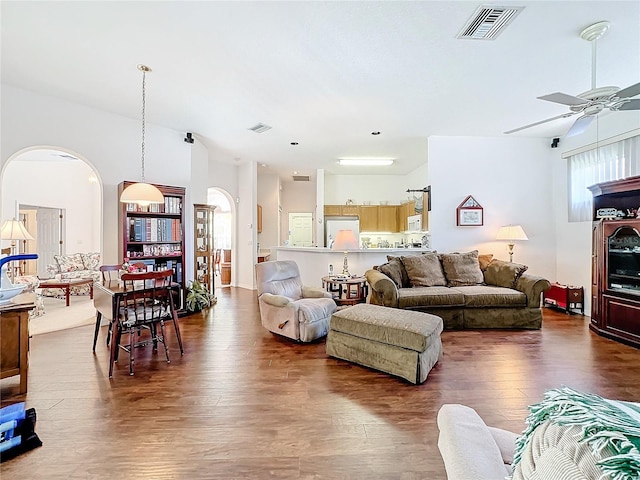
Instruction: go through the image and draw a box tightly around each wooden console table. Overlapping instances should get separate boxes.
[0,293,36,394]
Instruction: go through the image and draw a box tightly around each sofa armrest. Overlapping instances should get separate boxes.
[488,426,519,465]
[515,274,551,308]
[302,286,332,299]
[365,269,399,307]
[437,404,511,480]
[260,293,292,307]
[46,263,60,277]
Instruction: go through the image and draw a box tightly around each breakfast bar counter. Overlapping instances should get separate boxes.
[273,246,430,288]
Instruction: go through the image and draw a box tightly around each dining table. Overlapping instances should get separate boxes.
[92,279,182,353]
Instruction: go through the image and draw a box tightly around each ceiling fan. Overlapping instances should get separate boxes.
[506,21,640,137]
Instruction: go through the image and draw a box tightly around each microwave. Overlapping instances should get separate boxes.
[407,214,421,231]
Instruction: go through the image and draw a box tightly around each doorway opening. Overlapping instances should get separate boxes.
[1,147,102,277]
[207,188,234,287]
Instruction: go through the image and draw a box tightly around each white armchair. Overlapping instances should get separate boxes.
[255,260,337,342]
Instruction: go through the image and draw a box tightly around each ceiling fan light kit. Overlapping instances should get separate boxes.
[505,20,640,137]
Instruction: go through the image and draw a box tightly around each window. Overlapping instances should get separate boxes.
[567,135,640,222]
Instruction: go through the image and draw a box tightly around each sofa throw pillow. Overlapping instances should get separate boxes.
[401,253,447,287]
[378,261,404,289]
[82,252,101,271]
[386,255,411,288]
[441,250,484,287]
[484,259,528,289]
[54,253,85,273]
[478,253,493,271]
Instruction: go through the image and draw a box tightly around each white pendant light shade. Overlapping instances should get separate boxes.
[120,64,164,207]
[120,182,164,207]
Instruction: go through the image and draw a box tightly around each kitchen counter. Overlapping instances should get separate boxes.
[274,246,432,287]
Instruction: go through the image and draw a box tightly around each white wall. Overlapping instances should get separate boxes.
[324,164,429,206]
[3,159,101,253]
[428,136,556,281]
[280,179,317,245]
[1,85,201,275]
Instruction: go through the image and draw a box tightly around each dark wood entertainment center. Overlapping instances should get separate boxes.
[589,175,640,348]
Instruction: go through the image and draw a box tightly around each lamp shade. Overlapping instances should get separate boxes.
[1,218,34,241]
[120,182,165,207]
[496,225,528,241]
[332,229,359,250]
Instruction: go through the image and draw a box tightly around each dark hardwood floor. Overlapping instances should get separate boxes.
[2,287,640,479]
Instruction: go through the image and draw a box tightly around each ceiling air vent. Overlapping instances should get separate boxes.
[457,5,524,40]
[248,123,272,133]
[292,175,310,182]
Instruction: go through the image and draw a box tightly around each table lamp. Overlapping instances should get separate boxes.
[332,229,359,276]
[1,218,34,256]
[496,224,528,262]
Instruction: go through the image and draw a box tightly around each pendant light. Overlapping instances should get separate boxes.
[120,64,164,207]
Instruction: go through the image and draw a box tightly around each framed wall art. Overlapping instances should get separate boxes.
[456,195,483,226]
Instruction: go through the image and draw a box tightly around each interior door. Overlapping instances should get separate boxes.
[22,206,64,277]
[289,213,313,247]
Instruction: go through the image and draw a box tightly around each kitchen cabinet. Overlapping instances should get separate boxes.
[398,201,416,231]
[342,205,359,216]
[359,206,378,231]
[378,205,398,232]
[325,204,402,232]
[324,205,342,216]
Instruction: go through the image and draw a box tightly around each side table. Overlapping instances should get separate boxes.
[322,276,368,306]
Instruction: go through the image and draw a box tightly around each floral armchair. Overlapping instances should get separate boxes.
[43,252,101,297]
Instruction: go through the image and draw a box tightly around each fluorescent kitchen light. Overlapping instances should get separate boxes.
[338,158,394,166]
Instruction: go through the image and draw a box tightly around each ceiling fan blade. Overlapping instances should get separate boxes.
[616,82,640,99]
[504,112,576,135]
[619,99,640,111]
[566,115,595,138]
[537,92,588,106]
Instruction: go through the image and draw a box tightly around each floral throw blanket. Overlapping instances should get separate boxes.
[512,387,640,480]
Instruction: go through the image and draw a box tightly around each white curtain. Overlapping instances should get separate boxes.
[568,135,640,222]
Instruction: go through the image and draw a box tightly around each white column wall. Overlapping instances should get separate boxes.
[257,173,280,251]
[236,161,257,289]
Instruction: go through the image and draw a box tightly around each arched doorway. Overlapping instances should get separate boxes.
[207,187,234,287]
[1,147,102,277]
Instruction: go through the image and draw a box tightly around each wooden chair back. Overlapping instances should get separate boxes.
[99,264,121,283]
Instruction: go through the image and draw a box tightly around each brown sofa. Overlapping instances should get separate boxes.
[364,251,551,330]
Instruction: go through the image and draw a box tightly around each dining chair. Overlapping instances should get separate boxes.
[108,269,177,377]
[99,264,121,283]
[214,249,221,276]
[93,264,122,351]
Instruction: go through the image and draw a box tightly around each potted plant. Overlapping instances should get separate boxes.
[185,280,216,313]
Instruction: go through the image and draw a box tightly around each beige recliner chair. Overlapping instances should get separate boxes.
[255,260,337,342]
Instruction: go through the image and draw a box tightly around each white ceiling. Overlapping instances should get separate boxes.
[2,1,639,180]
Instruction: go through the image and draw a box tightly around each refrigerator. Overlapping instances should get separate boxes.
[325,216,360,248]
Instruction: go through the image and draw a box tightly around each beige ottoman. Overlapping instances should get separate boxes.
[326,303,443,384]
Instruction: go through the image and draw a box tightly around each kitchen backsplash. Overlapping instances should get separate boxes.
[360,231,430,249]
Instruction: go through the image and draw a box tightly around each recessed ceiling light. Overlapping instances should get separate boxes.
[338,158,394,166]
[290,142,299,145]
[293,171,298,175]
[261,163,267,167]
[371,131,381,135]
